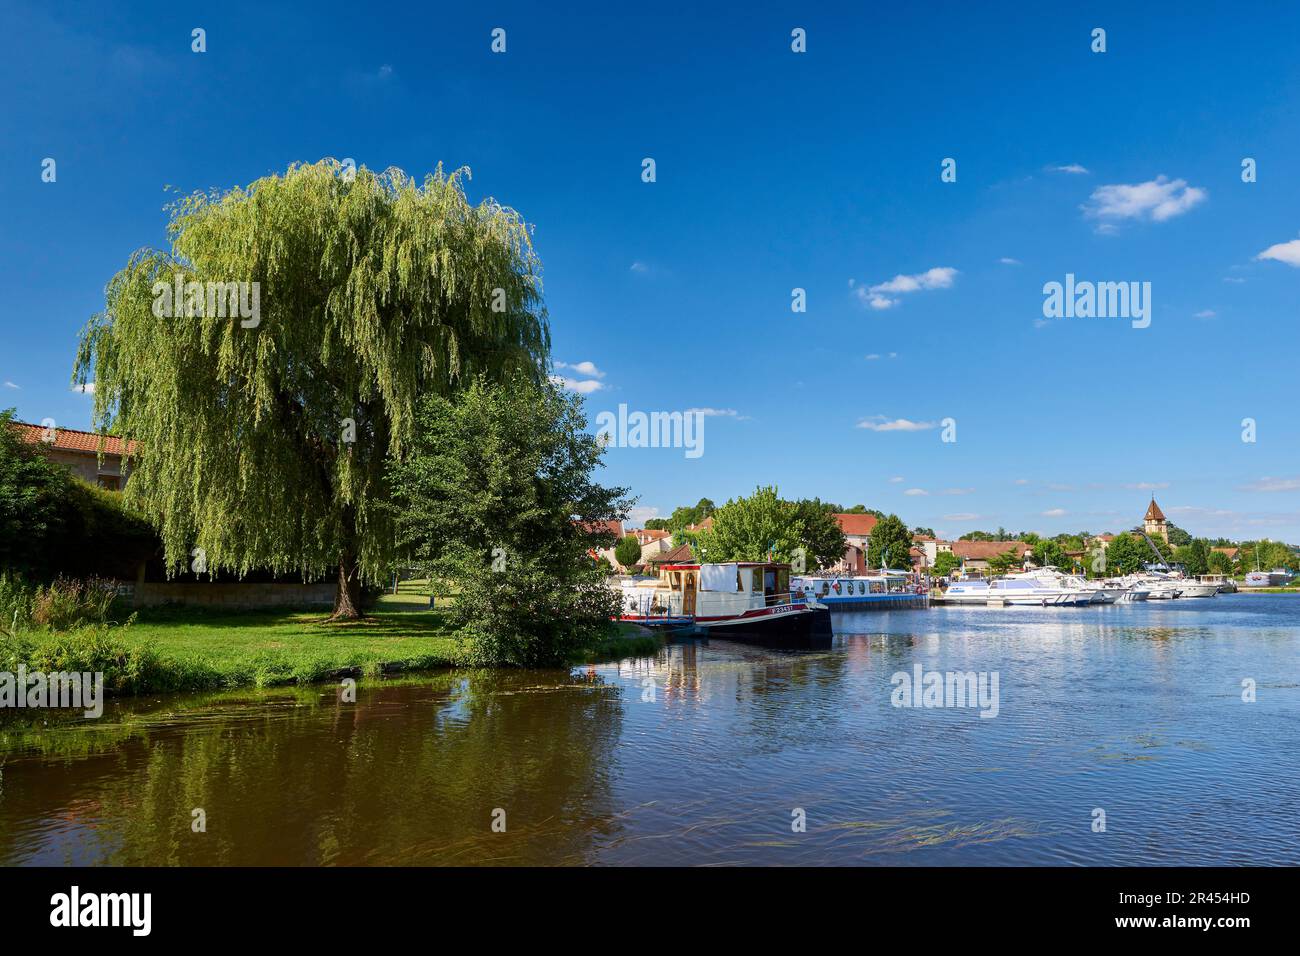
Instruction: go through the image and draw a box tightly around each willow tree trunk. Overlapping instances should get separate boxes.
[332,552,363,620]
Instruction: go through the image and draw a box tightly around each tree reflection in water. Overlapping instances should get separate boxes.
[0,670,625,866]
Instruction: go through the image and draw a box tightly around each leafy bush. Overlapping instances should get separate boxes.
[614,534,643,568]
[1,409,158,581]
[30,576,119,629]
[389,378,629,667]
[0,573,119,632]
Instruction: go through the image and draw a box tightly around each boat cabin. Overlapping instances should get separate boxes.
[618,561,795,622]
[791,572,910,600]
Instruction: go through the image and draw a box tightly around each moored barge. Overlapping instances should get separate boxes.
[616,561,832,648]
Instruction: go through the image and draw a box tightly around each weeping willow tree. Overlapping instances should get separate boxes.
[74,160,550,618]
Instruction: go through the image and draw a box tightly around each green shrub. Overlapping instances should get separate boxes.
[1,409,158,581]
[0,573,119,632]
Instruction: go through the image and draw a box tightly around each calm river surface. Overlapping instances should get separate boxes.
[2,594,1299,866]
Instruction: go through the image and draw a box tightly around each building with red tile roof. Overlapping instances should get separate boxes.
[833,513,879,573]
[9,420,134,490]
[1143,496,1169,542]
[951,540,1032,571]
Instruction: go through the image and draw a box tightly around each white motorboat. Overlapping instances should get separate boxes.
[1199,574,1235,594]
[940,579,995,605]
[1128,572,1182,599]
[1102,579,1150,602]
[1003,568,1106,605]
[1173,580,1220,598]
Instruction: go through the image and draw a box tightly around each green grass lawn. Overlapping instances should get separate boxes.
[2,576,663,700]
[102,598,464,691]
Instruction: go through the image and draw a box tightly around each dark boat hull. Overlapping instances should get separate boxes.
[697,605,833,649]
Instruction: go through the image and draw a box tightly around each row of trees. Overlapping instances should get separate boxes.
[652,488,918,574]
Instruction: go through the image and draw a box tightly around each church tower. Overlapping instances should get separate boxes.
[1143,496,1168,543]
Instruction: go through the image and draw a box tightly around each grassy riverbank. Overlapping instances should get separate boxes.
[0,586,663,700]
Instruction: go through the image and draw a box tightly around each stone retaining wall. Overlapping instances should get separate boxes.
[131,582,335,609]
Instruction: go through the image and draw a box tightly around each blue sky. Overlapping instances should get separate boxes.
[2,1,1299,542]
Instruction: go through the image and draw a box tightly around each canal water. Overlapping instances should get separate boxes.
[2,595,1298,866]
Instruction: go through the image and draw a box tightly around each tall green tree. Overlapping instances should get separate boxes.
[931,551,960,577]
[1174,540,1210,576]
[1206,550,1232,575]
[791,498,849,570]
[0,411,69,577]
[866,514,912,570]
[1034,538,1069,570]
[388,377,629,666]
[692,486,844,568]
[74,160,549,618]
[1103,533,1146,575]
[614,534,643,568]
[986,547,1023,575]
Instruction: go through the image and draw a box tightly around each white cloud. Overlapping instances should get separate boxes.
[1042,508,1068,517]
[889,476,904,483]
[1125,482,1170,490]
[856,416,937,432]
[1194,310,1216,319]
[3,381,18,389]
[1051,164,1090,175]
[999,257,1021,266]
[943,512,981,522]
[549,375,604,395]
[939,487,975,496]
[903,488,928,496]
[555,360,605,379]
[1082,175,1206,225]
[1239,477,1300,493]
[870,267,957,294]
[1255,236,1300,267]
[72,383,95,395]
[625,505,660,526]
[629,261,649,273]
[1013,478,1029,485]
[685,407,744,418]
[1223,276,1247,284]
[853,267,956,310]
